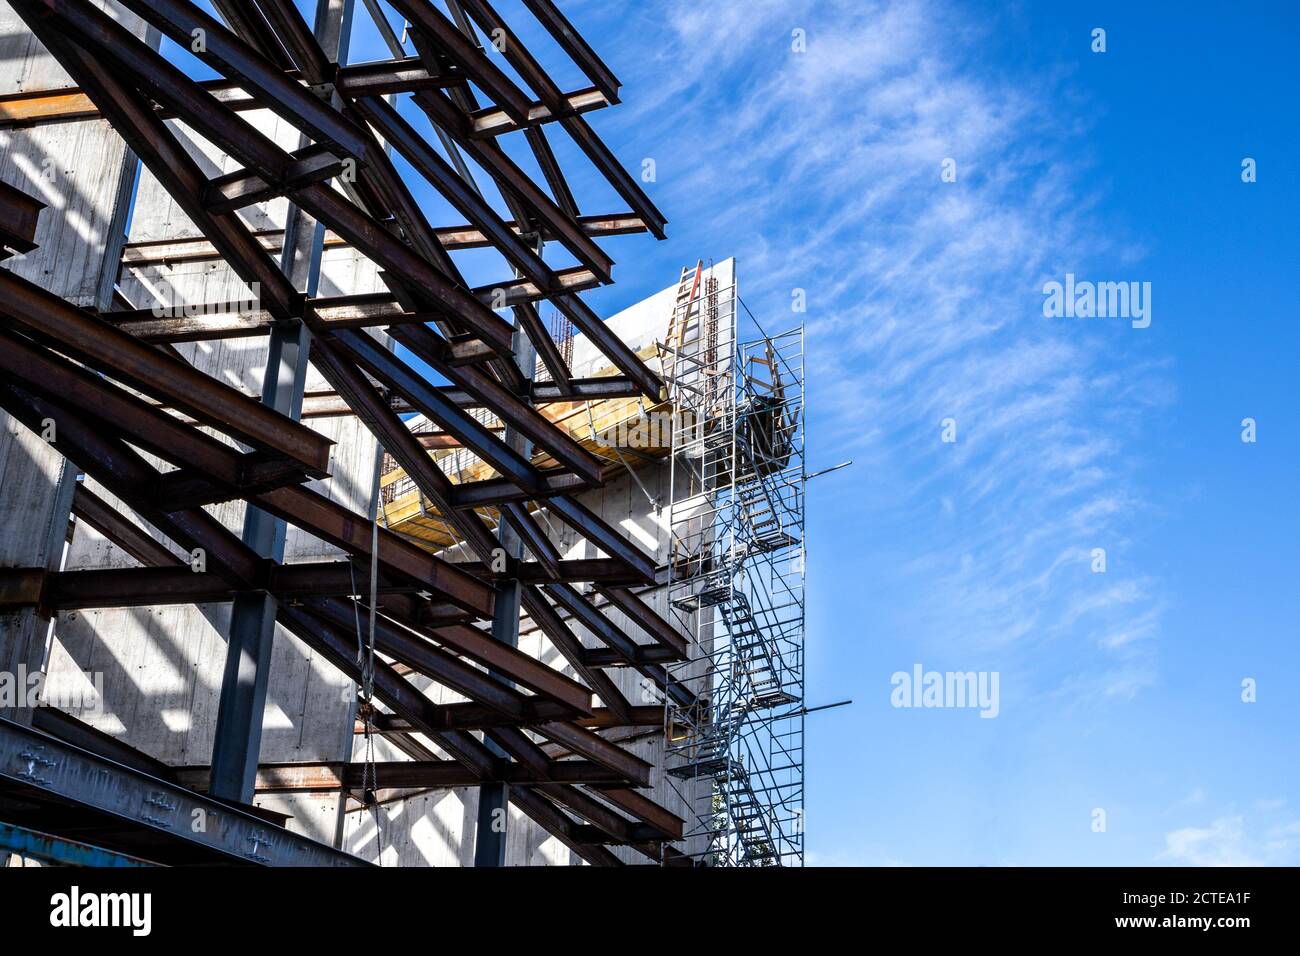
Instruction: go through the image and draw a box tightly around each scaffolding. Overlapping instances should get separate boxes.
[663,268,807,866]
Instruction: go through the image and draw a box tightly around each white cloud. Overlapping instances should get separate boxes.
[1161,816,1262,867]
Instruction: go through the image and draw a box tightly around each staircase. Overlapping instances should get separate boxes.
[723,593,800,711]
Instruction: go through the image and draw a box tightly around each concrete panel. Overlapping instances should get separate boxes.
[0,1,144,722]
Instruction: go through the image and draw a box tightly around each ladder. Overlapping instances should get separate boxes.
[661,260,703,387]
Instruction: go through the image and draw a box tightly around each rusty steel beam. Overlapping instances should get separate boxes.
[0,328,311,498]
[276,603,497,780]
[331,328,541,493]
[501,502,563,581]
[304,599,558,719]
[582,646,678,668]
[335,56,462,96]
[389,323,603,484]
[211,0,294,72]
[0,78,263,128]
[0,272,328,475]
[535,783,664,858]
[306,335,500,561]
[546,495,657,583]
[544,582,693,709]
[422,622,591,711]
[384,0,532,123]
[251,483,495,616]
[105,310,276,343]
[470,265,599,307]
[72,486,181,570]
[508,786,621,866]
[246,0,331,83]
[0,382,266,587]
[552,291,663,399]
[204,143,346,213]
[520,0,620,103]
[0,563,427,610]
[591,786,686,841]
[471,87,608,139]
[0,179,44,257]
[296,375,645,420]
[0,376,494,619]
[520,585,633,724]
[360,705,663,736]
[174,758,632,794]
[113,0,370,159]
[113,213,645,269]
[596,585,689,660]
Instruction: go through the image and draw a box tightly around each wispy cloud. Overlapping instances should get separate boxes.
[612,0,1171,699]
[1162,816,1261,866]
[1159,813,1300,867]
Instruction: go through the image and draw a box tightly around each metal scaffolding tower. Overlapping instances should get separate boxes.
[663,267,806,866]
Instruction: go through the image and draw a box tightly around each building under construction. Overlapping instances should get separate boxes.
[0,0,807,867]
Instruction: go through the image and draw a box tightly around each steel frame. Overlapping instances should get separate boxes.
[1,0,690,866]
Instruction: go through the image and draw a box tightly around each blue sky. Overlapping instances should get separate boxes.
[525,0,1298,865]
[184,0,1298,864]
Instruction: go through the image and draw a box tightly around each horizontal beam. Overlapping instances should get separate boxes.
[117,214,647,268]
[252,484,496,616]
[298,375,646,418]
[0,563,426,610]
[360,705,663,735]
[335,56,463,96]
[0,76,256,127]
[173,758,628,793]
[470,86,608,137]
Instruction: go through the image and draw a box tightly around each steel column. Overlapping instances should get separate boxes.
[209,0,350,804]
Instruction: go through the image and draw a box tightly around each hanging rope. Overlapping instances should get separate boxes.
[349,511,383,861]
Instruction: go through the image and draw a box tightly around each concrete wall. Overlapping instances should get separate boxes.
[0,0,145,721]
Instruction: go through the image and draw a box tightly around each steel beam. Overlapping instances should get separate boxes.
[0,179,44,258]
[519,0,621,103]
[174,758,631,793]
[0,717,367,866]
[0,272,328,474]
[113,0,370,159]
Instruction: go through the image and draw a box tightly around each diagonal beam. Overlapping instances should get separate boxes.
[113,0,370,159]
[384,0,532,123]
[0,273,328,474]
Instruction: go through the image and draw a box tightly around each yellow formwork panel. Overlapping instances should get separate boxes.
[381,345,674,552]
